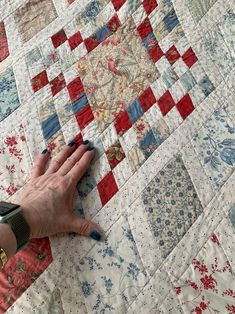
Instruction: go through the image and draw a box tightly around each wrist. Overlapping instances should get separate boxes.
[0,223,17,259]
[20,205,39,239]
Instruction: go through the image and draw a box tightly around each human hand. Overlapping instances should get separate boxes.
[16,140,102,241]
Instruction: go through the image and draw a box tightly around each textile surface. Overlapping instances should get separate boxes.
[0,0,234,313]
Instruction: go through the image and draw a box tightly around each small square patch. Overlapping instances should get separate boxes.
[98,171,119,206]
[106,140,126,169]
[50,73,66,96]
[176,94,195,119]
[165,45,180,65]
[67,77,84,101]
[139,87,157,112]
[32,70,49,92]
[182,47,198,68]
[76,105,94,130]
[127,100,144,124]
[158,91,175,116]
[114,110,132,135]
[51,29,68,49]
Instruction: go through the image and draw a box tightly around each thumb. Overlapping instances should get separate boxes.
[70,217,103,241]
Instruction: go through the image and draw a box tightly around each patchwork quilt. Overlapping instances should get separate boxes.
[0,0,235,313]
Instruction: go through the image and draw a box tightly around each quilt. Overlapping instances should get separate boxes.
[0,0,235,313]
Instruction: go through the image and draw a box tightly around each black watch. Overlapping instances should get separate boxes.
[0,201,30,252]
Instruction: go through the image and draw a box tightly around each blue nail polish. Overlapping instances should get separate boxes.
[41,149,48,154]
[89,231,101,241]
[88,147,95,151]
[68,141,76,147]
[82,140,89,145]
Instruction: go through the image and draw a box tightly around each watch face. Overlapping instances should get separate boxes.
[0,201,19,216]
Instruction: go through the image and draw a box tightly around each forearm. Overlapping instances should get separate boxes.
[0,223,17,268]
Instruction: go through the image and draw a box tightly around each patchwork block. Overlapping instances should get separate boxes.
[14,0,57,42]
[97,171,118,205]
[0,68,21,121]
[175,232,235,313]
[192,105,235,190]
[77,215,147,313]
[141,155,203,258]
[186,0,218,22]
[1,0,234,312]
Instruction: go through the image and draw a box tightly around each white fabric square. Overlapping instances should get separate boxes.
[112,157,133,189]
[91,153,111,183]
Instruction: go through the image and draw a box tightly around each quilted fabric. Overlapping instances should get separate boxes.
[0,0,234,313]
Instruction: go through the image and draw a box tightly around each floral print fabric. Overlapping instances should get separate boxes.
[0,0,235,313]
[142,155,203,259]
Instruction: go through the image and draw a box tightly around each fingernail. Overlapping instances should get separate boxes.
[89,231,101,241]
[68,141,76,147]
[41,149,48,154]
[88,147,95,151]
[82,140,89,145]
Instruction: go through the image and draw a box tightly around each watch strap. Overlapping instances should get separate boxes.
[7,211,30,251]
[0,247,8,270]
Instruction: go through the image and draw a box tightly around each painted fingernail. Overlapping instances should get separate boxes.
[89,231,101,241]
[41,149,48,154]
[82,140,89,145]
[68,141,76,147]
[88,147,95,151]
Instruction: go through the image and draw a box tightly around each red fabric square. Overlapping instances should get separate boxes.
[139,86,156,112]
[148,44,164,62]
[74,133,83,145]
[51,29,68,48]
[50,73,66,96]
[137,18,153,40]
[112,0,126,11]
[98,171,118,206]
[166,45,180,65]
[68,31,83,50]
[0,21,9,62]
[31,70,49,92]
[182,47,198,68]
[176,94,195,119]
[84,35,99,52]
[67,77,84,101]
[158,91,175,116]
[0,238,52,313]
[143,0,158,15]
[114,110,132,135]
[107,14,121,33]
[76,105,94,130]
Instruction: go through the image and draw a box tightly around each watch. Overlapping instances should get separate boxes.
[0,201,30,252]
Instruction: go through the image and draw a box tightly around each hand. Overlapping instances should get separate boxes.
[16,140,102,241]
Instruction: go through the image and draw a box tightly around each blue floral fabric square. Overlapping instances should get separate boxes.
[192,105,235,189]
[141,155,203,259]
[77,215,148,313]
[204,10,235,78]
[163,9,179,33]
[127,100,144,124]
[0,67,21,121]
